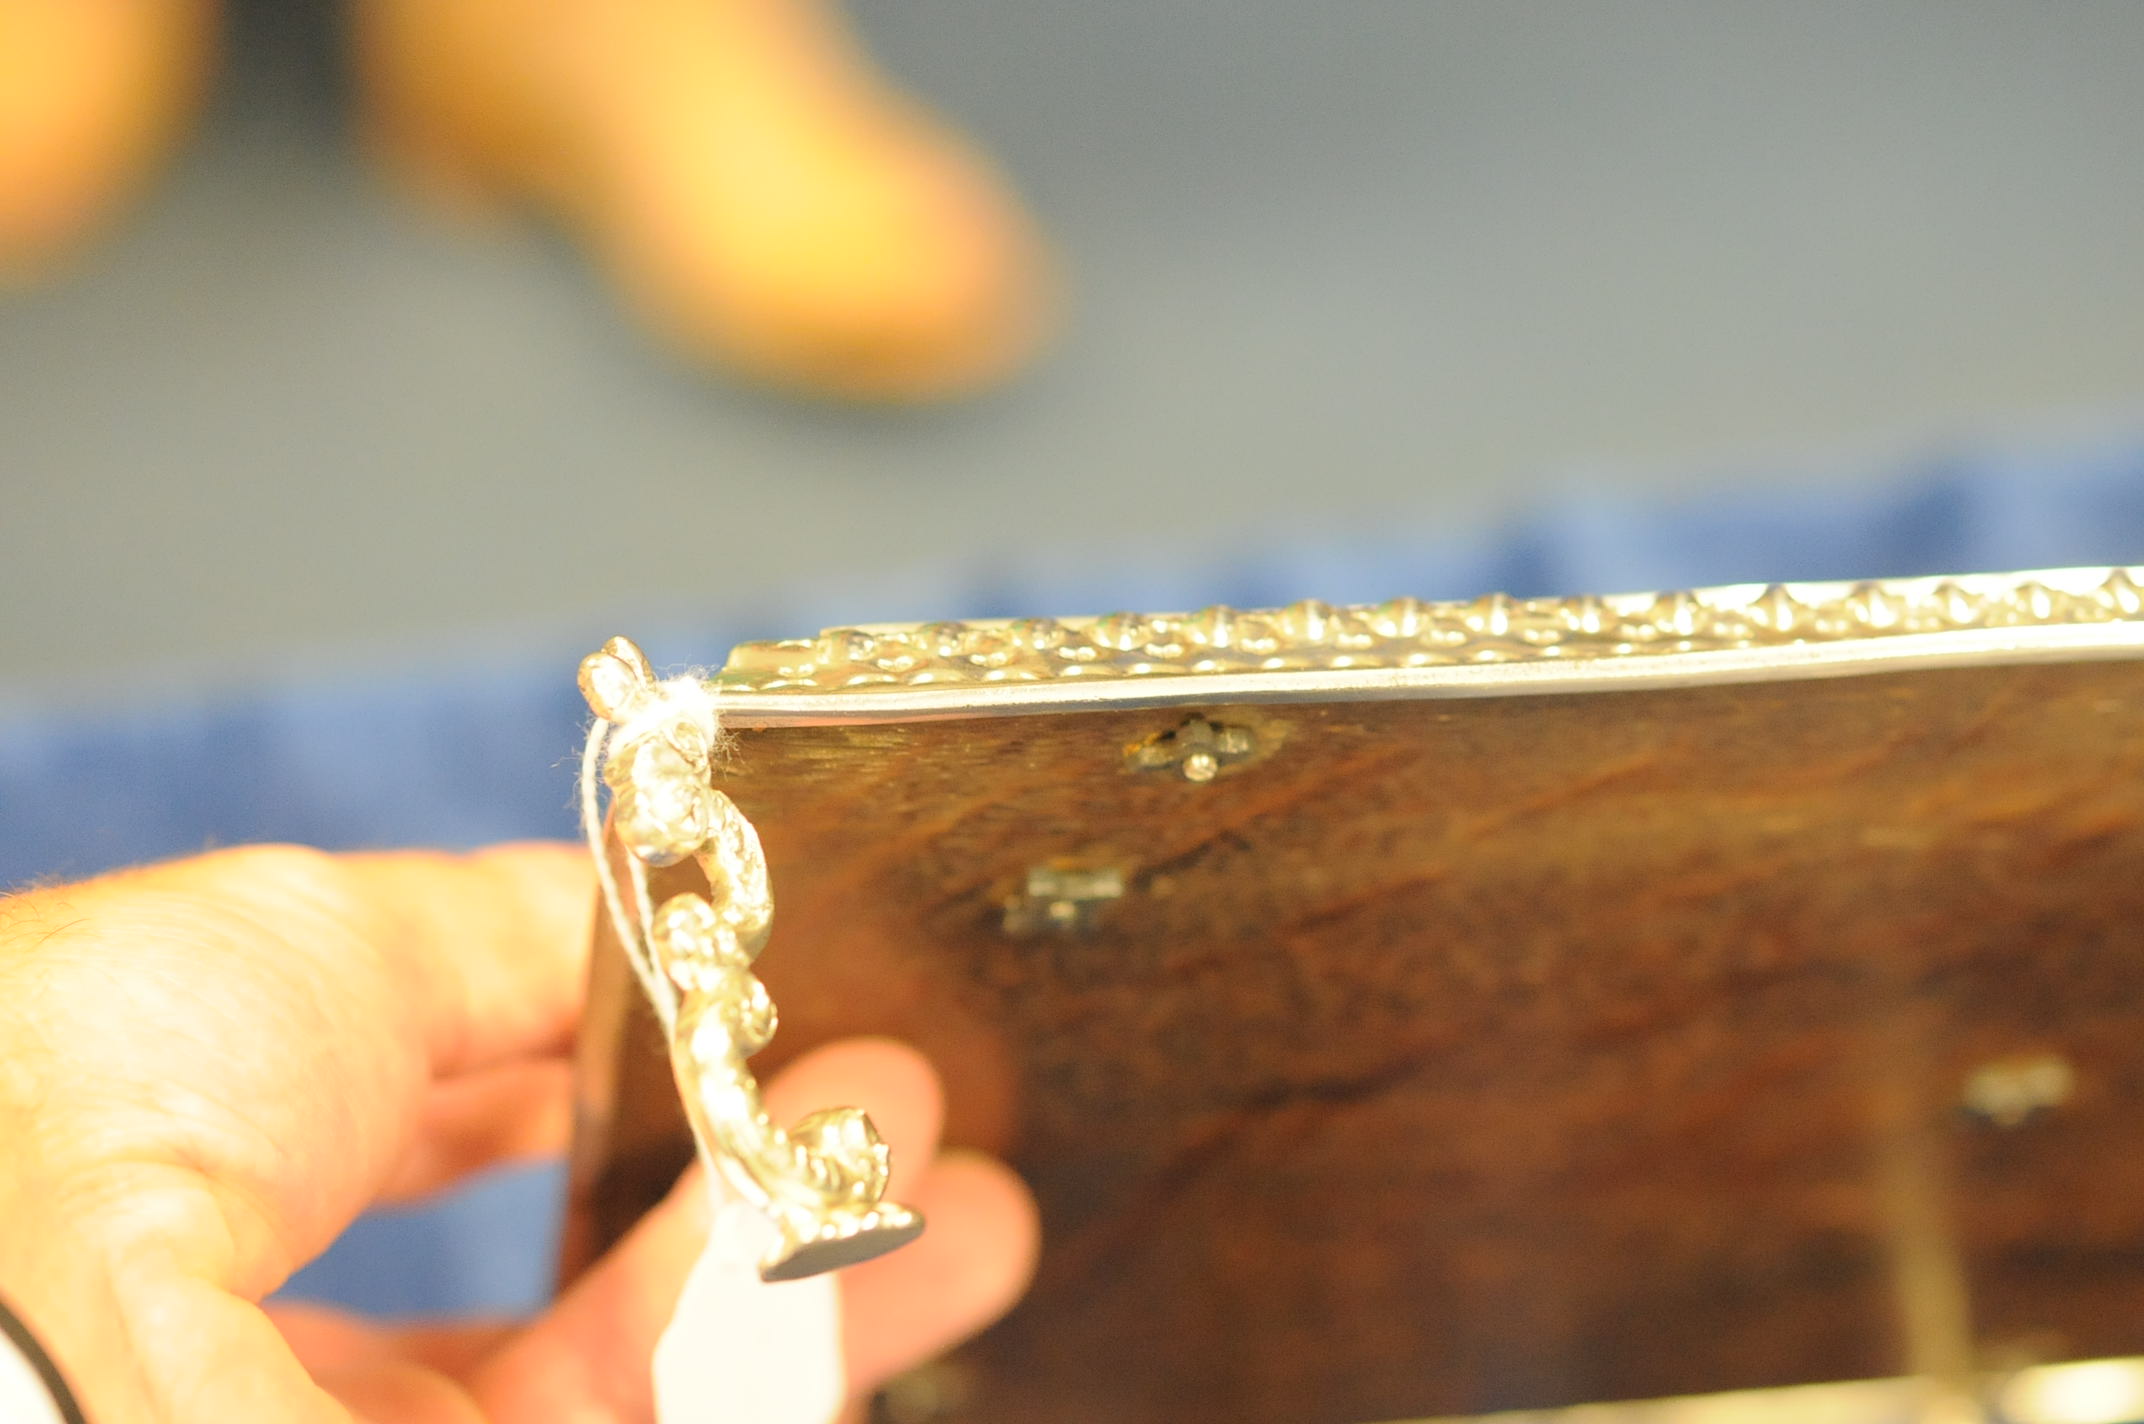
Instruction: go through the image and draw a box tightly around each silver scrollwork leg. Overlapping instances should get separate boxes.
[579,636,924,1282]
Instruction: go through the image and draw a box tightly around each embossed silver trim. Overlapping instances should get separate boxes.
[711,567,2144,726]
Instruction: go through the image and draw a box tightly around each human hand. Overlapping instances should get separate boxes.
[0,0,1047,398]
[0,843,1038,1422]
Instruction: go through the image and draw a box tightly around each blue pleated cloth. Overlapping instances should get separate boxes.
[3,432,2142,1317]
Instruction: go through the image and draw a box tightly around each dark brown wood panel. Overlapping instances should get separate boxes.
[565,660,2144,1423]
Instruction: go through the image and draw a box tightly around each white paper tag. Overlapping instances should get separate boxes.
[653,1182,846,1424]
[0,1330,70,1424]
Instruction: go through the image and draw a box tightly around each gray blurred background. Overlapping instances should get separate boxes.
[5,1,2144,696]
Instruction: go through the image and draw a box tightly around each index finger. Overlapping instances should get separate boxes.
[124,840,596,1078]
[4,842,593,1277]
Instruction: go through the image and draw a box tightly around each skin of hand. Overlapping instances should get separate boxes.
[0,0,216,275]
[0,0,1048,398]
[0,843,1040,1423]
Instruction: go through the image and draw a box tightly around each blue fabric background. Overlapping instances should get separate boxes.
[4,433,2142,1318]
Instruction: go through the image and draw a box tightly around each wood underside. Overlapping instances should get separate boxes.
[564,659,2144,1424]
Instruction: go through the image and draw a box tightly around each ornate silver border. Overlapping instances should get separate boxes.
[710,567,2144,726]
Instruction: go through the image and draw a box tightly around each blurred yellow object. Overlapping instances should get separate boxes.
[0,0,216,280]
[355,0,1051,400]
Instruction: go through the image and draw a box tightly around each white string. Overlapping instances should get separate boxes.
[578,672,725,1038]
[580,717,659,1018]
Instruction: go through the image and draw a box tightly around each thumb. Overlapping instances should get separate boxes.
[461,1038,1036,1423]
[466,1162,714,1422]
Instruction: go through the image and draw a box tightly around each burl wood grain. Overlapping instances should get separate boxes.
[563,662,2144,1423]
